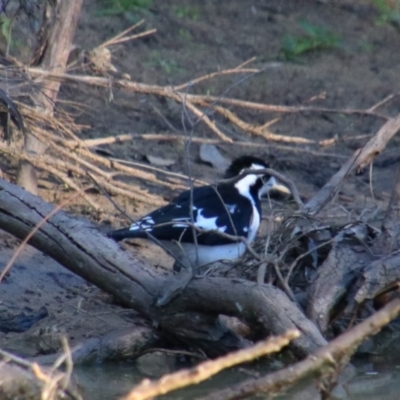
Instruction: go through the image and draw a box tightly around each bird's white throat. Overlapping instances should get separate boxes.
[234,163,265,198]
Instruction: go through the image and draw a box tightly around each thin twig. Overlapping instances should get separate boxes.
[367,92,400,112]
[0,192,80,283]
[271,260,297,303]
[284,238,336,286]
[106,29,157,47]
[99,20,145,48]
[37,129,187,191]
[184,100,232,142]
[109,157,208,186]
[234,56,257,70]
[175,68,259,91]
[369,161,376,203]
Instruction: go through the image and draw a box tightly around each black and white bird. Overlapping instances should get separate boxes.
[107,156,290,270]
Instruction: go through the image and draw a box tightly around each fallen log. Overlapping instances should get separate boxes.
[0,177,326,357]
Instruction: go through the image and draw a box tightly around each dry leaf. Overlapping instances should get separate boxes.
[146,155,175,167]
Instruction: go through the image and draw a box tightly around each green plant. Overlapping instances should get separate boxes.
[0,15,12,48]
[173,5,200,20]
[280,21,341,60]
[0,15,24,53]
[145,51,183,76]
[96,0,153,16]
[178,28,192,41]
[373,0,400,29]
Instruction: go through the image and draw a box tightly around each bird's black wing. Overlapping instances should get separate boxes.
[107,184,254,245]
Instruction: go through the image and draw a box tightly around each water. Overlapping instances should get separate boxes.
[75,361,251,399]
[74,356,400,400]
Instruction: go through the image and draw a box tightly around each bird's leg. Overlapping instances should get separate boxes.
[156,244,195,307]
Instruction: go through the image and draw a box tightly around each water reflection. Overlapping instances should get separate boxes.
[75,356,400,400]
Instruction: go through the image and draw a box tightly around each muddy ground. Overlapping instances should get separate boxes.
[1,0,400,360]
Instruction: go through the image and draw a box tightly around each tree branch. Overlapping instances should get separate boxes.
[305,113,400,215]
[201,298,400,400]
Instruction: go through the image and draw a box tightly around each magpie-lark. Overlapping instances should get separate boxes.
[107,155,290,270]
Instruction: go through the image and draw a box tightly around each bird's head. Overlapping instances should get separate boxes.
[225,155,290,199]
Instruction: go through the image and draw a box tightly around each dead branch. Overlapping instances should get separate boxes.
[106,29,157,47]
[305,113,400,215]
[17,0,83,194]
[112,133,350,158]
[5,63,383,210]
[175,68,259,91]
[201,298,400,400]
[0,140,166,206]
[353,251,400,305]
[173,56,258,92]
[98,20,146,49]
[109,157,208,185]
[25,69,390,154]
[122,330,299,400]
[74,132,349,159]
[214,105,374,147]
[307,242,372,333]
[15,140,100,208]
[1,72,194,207]
[36,128,187,191]
[214,106,314,144]
[32,327,159,366]
[179,99,232,142]
[26,69,390,121]
[81,133,138,147]
[367,92,400,112]
[334,165,400,313]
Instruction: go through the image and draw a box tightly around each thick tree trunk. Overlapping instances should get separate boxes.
[0,177,326,358]
[17,0,83,194]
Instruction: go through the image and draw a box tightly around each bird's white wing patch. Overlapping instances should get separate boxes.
[195,209,227,232]
[130,219,154,231]
[171,210,227,232]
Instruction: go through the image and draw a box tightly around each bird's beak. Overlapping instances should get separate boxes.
[261,176,291,198]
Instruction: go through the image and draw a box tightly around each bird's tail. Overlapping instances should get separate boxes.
[106,227,147,241]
